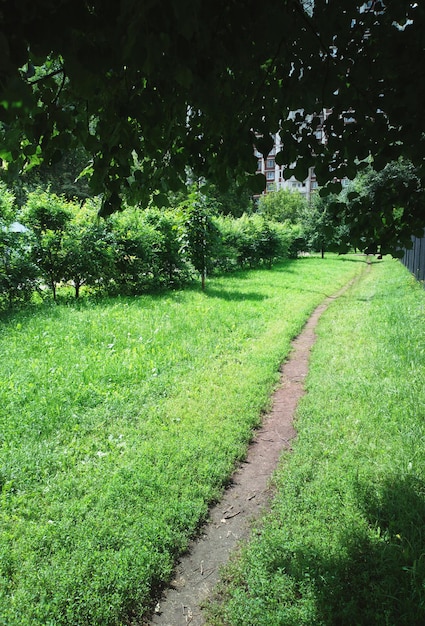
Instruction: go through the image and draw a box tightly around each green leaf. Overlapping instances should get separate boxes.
[255,135,274,158]
[247,174,266,194]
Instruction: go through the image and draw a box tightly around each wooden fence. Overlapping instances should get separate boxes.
[401,230,425,286]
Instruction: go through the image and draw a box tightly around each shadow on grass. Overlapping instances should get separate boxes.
[324,254,374,264]
[283,475,425,625]
[203,287,268,301]
[0,254,369,326]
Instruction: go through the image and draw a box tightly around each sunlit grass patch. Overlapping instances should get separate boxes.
[0,255,364,625]
[207,258,425,626]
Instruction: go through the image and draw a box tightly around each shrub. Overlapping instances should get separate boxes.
[108,208,164,294]
[0,184,39,308]
[19,189,73,300]
[143,207,188,287]
[0,227,38,309]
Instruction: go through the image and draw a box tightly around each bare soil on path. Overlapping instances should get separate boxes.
[149,278,357,626]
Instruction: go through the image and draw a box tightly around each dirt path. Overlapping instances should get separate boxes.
[149,278,358,626]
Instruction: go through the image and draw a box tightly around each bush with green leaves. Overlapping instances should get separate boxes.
[285,222,307,258]
[213,213,296,270]
[0,181,16,223]
[19,189,74,300]
[62,201,116,298]
[256,220,287,268]
[143,207,188,287]
[300,193,350,257]
[0,227,39,309]
[211,215,240,272]
[1,186,301,304]
[257,188,307,224]
[0,183,39,309]
[230,215,286,268]
[107,207,164,295]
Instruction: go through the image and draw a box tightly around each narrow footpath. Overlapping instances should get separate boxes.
[149,277,359,626]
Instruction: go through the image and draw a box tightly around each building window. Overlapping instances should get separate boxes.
[257,159,262,171]
[266,159,275,169]
[266,171,275,180]
[266,182,274,191]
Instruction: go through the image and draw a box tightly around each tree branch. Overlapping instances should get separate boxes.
[27,68,65,85]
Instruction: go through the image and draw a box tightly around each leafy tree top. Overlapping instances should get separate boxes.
[0,1,424,215]
[257,188,307,224]
[332,160,425,255]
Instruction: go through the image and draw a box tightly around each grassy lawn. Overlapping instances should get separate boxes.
[0,255,363,626]
[207,258,425,626]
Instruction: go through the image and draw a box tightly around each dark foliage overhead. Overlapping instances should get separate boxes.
[0,1,424,217]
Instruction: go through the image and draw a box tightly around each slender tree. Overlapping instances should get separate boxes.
[182,193,220,290]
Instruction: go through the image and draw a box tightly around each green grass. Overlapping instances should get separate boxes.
[0,255,364,625]
[206,258,425,626]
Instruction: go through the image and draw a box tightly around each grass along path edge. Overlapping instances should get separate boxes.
[150,266,369,625]
[206,258,425,626]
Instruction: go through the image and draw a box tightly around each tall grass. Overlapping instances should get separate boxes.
[0,255,363,625]
[207,259,425,626]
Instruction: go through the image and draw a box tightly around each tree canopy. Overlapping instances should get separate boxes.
[257,188,307,224]
[1,1,424,222]
[331,160,425,256]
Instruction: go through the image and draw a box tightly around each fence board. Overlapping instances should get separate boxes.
[401,230,425,286]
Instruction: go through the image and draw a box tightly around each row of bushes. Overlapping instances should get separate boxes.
[0,188,302,308]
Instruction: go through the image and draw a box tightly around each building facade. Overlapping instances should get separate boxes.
[254,132,318,201]
[255,108,350,201]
